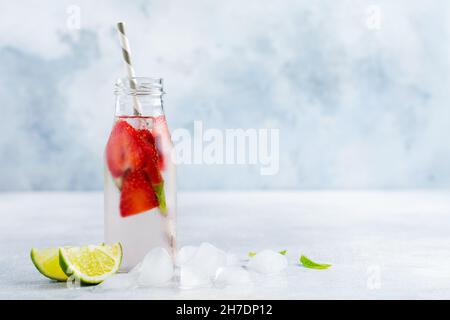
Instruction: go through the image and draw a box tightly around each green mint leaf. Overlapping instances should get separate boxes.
[153,182,167,215]
[249,250,287,257]
[300,255,331,269]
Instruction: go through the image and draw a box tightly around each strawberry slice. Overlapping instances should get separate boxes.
[137,129,162,185]
[137,129,167,214]
[120,170,159,217]
[106,120,145,178]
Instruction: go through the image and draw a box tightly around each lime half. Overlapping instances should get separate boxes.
[30,247,68,281]
[59,243,122,284]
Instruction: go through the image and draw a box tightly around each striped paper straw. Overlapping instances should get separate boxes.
[117,22,142,115]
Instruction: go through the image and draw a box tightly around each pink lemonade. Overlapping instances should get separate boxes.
[104,78,176,271]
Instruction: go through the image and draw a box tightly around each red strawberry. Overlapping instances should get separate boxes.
[120,170,159,217]
[137,129,162,185]
[106,120,145,178]
[137,128,156,148]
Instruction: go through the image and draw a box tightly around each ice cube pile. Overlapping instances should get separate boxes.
[96,242,288,291]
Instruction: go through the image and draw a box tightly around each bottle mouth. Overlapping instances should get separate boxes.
[114,77,164,96]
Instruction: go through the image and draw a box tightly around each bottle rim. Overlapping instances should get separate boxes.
[114,77,164,96]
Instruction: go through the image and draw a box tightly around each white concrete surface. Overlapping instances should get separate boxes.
[1,191,450,299]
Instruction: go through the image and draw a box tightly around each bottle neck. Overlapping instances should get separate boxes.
[115,94,164,117]
[114,77,165,117]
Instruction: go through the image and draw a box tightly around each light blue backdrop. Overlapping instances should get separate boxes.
[1,0,449,190]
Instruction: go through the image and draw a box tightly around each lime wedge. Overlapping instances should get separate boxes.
[59,243,122,284]
[30,247,68,281]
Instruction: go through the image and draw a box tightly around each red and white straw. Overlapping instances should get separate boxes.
[117,22,142,115]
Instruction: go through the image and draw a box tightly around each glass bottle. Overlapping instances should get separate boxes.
[104,77,176,271]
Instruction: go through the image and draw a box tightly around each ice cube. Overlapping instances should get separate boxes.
[247,249,288,274]
[137,247,174,287]
[214,266,251,288]
[129,262,142,276]
[179,243,227,289]
[190,242,227,278]
[225,253,240,267]
[175,245,198,267]
[179,264,211,289]
[94,273,135,291]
